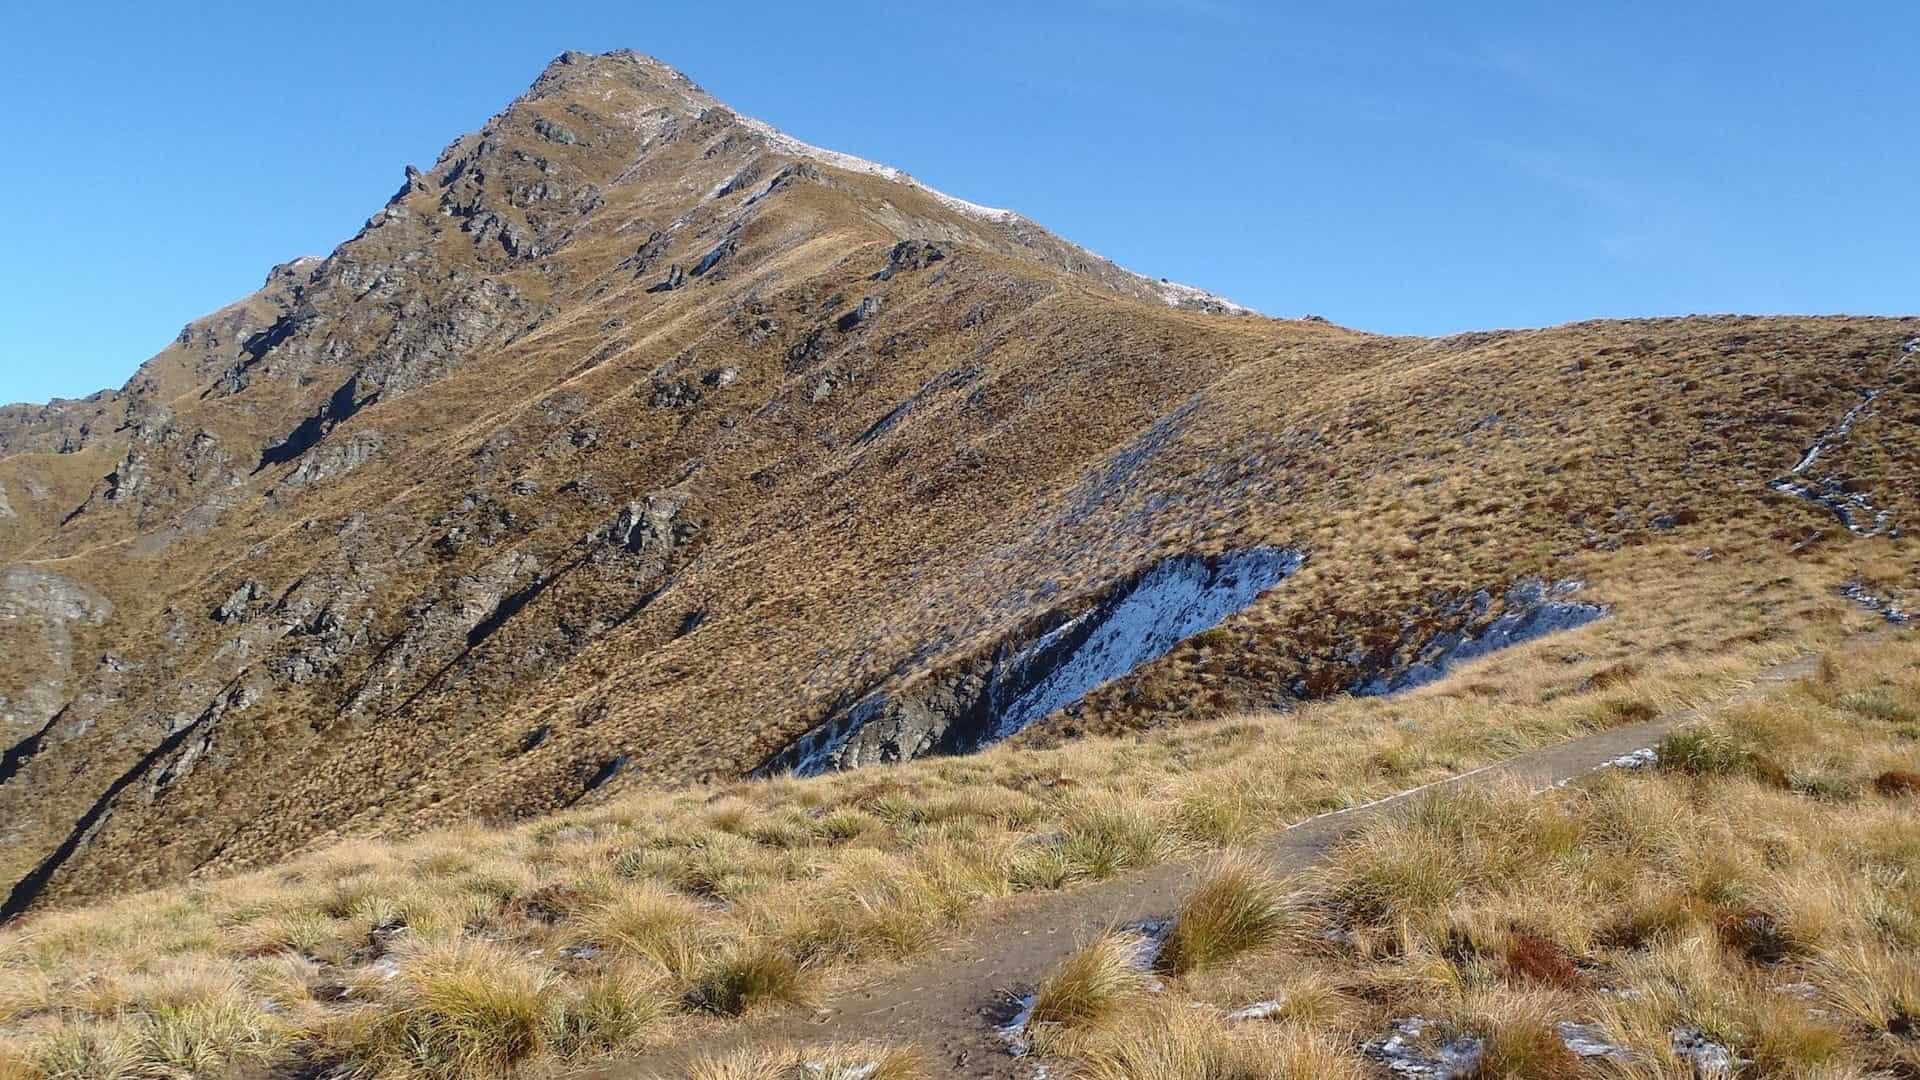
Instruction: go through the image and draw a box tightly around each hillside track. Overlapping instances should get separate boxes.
[595,647,1836,1079]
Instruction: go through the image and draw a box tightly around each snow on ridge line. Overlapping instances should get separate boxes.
[1154,279,1254,315]
[728,115,1255,315]
[732,115,1019,223]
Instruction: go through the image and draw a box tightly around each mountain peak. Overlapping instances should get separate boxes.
[525,48,716,114]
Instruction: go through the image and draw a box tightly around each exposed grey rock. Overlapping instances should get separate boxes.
[533,118,580,145]
[648,264,687,293]
[874,239,946,280]
[182,430,238,489]
[604,494,697,556]
[648,378,701,409]
[0,482,12,519]
[1362,1018,1485,1078]
[212,581,267,624]
[105,448,150,504]
[0,567,112,626]
[692,237,736,277]
[837,296,881,332]
[279,431,384,489]
[1555,1021,1637,1063]
[1669,1027,1748,1077]
[702,366,739,388]
[0,567,112,744]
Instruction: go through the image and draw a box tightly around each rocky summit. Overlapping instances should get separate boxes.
[0,49,1915,920]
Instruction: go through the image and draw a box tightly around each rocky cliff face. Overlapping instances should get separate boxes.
[1,50,1914,914]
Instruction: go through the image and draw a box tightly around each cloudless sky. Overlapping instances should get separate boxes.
[2,1,1915,404]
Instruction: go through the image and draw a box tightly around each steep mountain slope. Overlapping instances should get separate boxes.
[0,50,1915,920]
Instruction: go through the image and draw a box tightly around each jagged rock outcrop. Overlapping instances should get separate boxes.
[0,567,111,745]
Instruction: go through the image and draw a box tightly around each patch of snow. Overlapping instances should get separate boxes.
[1225,1000,1285,1022]
[1788,392,1878,475]
[1555,1021,1637,1063]
[1120,919,1172,985]
[1840,581,1910,625]
[1670,1028,1749,1077]
[1362,1018,1486,1079]
[998,992,1039,1057]
[729,115,1251,314]
[779,711,860,779]
[1768,340,1914,536]
[999,922,1171,1057]
[734,115,1019,223]
[1358,578,1608,697]
[1153,279,1254,315]
[991,549,1303,741]
[801,1063,879,1080]
[1604,747,1659,771]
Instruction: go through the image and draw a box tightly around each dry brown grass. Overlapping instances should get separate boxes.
[0,545,1901,1076]
[1034,632,1920,1080]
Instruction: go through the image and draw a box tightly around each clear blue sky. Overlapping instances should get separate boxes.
[2,1,1914,405]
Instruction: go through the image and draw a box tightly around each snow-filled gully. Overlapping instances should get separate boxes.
[1768,337,1915,537]
[760,551,1614,779]
[758,548,1304,777]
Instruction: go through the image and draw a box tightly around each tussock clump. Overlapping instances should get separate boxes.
[1657,725,1756,777]
[586,883,713,979]
[1059,794,1171,880]
[1588,697,1659,726]
[346,939,551,1078]
[1501,929,1584,989]
[687,943,813,1017]
[1028,933,1154,1032]
[1077,1003,1367,1080]
[545,963,669,1056]
[1873,768,1920,797]
[683,1041,926,1080]
[1157,855,1289,976]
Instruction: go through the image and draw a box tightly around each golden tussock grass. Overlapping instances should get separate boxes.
[1031,632,1920,1079]
[0,536,1904,1076]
